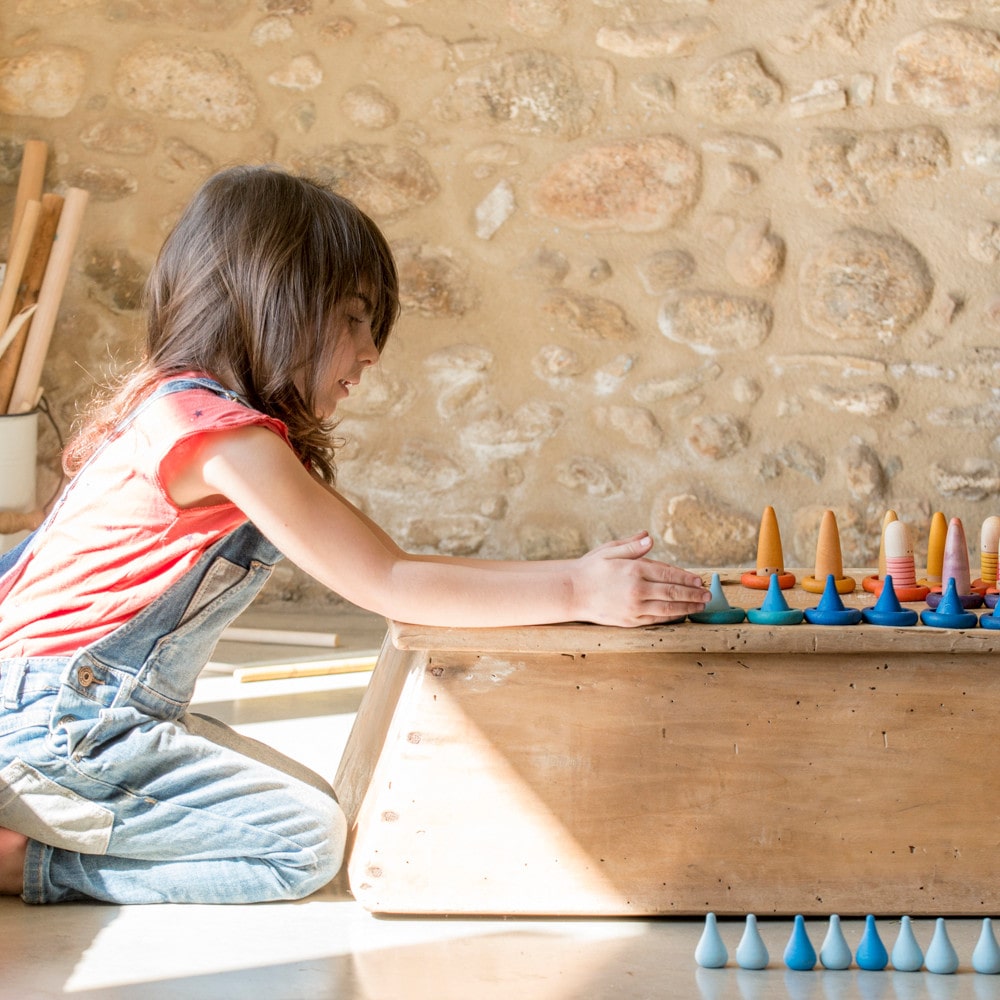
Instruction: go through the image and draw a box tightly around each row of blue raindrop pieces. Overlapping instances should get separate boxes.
[696,912,1000,974]
[689,572,1000,630]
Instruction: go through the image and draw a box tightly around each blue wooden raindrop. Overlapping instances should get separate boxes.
[925,917,959,974]
[890,915,923,972]
[855,914,888,971]
[735,913,769,970]
[819,914,852,970]
[695,912,728,969]
[783,914,816,971]
[973,917,1000,974]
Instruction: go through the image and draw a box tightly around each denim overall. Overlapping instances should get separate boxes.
[0,378,345,904]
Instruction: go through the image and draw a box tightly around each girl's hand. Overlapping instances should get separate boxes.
[572,531,710,627]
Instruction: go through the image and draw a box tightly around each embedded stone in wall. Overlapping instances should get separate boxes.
[405,516,489,556]
[79,119,156,155]
[763,441,826,483]
[930,461,1000,501]
[841,438,887,500]
[462,401,564,457]
[799,229,933,340]
[393,241,475,316]
[369,25,449,71]
[636,249,695,294]
[507,0,568,37]
[465,141,523,180]
[540,288,636,341]
[593,353,635,395]
[790,78,847,118]
[365,441,464,494]
[105,0,247,30]
[251,15,295,46]
[341,371,417,418]
[726,162,759,195]
[155,138,213,184]
[595,18,717,58]
[115,42,257,131]
[962,126,1000,174]
[593,404,663,449]
[802,126,950,211]
[658,290,773,354]
[83,246,146,312]
[651,491,757,566]
[475,179,516,239]
[887,23,1000,113]
[514,246,570,284]
[701,132,781,162]
[532,344,585,382]
[532,135,700,232]
[686,412,749,461]
[268,54,323,91]
[67,165,137,200]
[425,343,495,374]
[291,144,439,220]
[0,46,86,118]
[687,50,783,121]
[518,524,586,560]
[809,382,899,416]
[556,457,622,497]
[967,220,1000,263]
[433,49,609,139]
[631,74,675,112]
[725,219,785,287]
[632,361,722,403]
[779,0,895,54]
[341,84,399,130]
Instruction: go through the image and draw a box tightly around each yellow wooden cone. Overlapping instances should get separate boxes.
[741,505,795,590]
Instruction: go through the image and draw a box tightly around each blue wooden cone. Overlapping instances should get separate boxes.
[862,575,918,627]
[973,917,1000,974]
[805,573,863,626]
[921,578,979,629]
[695,912,728,968]
[690,573,746,624]
[819,914,852,970]
[736,913,769,970]
[890,915,924,972]
[925,917,959,974]
[783,914,816,971]
[855,914,888,971]
[747,573,804,626]
[980,598,1000,631]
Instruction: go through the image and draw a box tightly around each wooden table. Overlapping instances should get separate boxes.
[334,572,1000,917]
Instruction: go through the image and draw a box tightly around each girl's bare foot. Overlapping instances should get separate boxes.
[0,828,27,895]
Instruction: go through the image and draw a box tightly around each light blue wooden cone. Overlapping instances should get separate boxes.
[819,914,852,970]
[695,912,728,969]
[925,917,959,974]
[973,917,1000,974]
[890,915,923,972]
[736,913,769,970]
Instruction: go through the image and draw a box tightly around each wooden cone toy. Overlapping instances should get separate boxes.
[925,517,983,609]
[863,509,897,594]
[973,514,999,594]
[802,509,856,594]
[741,505,795,590]
[919,510,947,589]
[876,519,928,602]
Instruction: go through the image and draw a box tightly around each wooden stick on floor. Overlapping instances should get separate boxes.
[234,654,378,684]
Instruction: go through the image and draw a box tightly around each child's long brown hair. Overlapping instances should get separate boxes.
[64,165,399,483]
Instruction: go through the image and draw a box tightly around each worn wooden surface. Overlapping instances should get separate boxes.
[334,571,1000,916]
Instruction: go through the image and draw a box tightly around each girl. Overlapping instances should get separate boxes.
[0,166,709,905]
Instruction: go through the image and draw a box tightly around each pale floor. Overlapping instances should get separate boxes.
[2,608,999,1000]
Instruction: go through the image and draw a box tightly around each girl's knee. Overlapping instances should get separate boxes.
[282,796,347,900]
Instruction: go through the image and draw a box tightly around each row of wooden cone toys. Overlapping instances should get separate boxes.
[740,506,1000,609]
[0,138,89,417]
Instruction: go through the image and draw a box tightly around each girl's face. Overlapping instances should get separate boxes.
[313,294,379,419]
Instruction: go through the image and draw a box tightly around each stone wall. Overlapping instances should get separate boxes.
[2,0,1000,604]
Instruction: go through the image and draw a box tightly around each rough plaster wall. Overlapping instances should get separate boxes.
[1,0,999,605]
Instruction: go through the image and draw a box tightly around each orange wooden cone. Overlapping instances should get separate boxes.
[742,505,794,590]
[802,509,855,594]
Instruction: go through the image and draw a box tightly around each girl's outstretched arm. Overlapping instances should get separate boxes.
[173,426,710,628]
